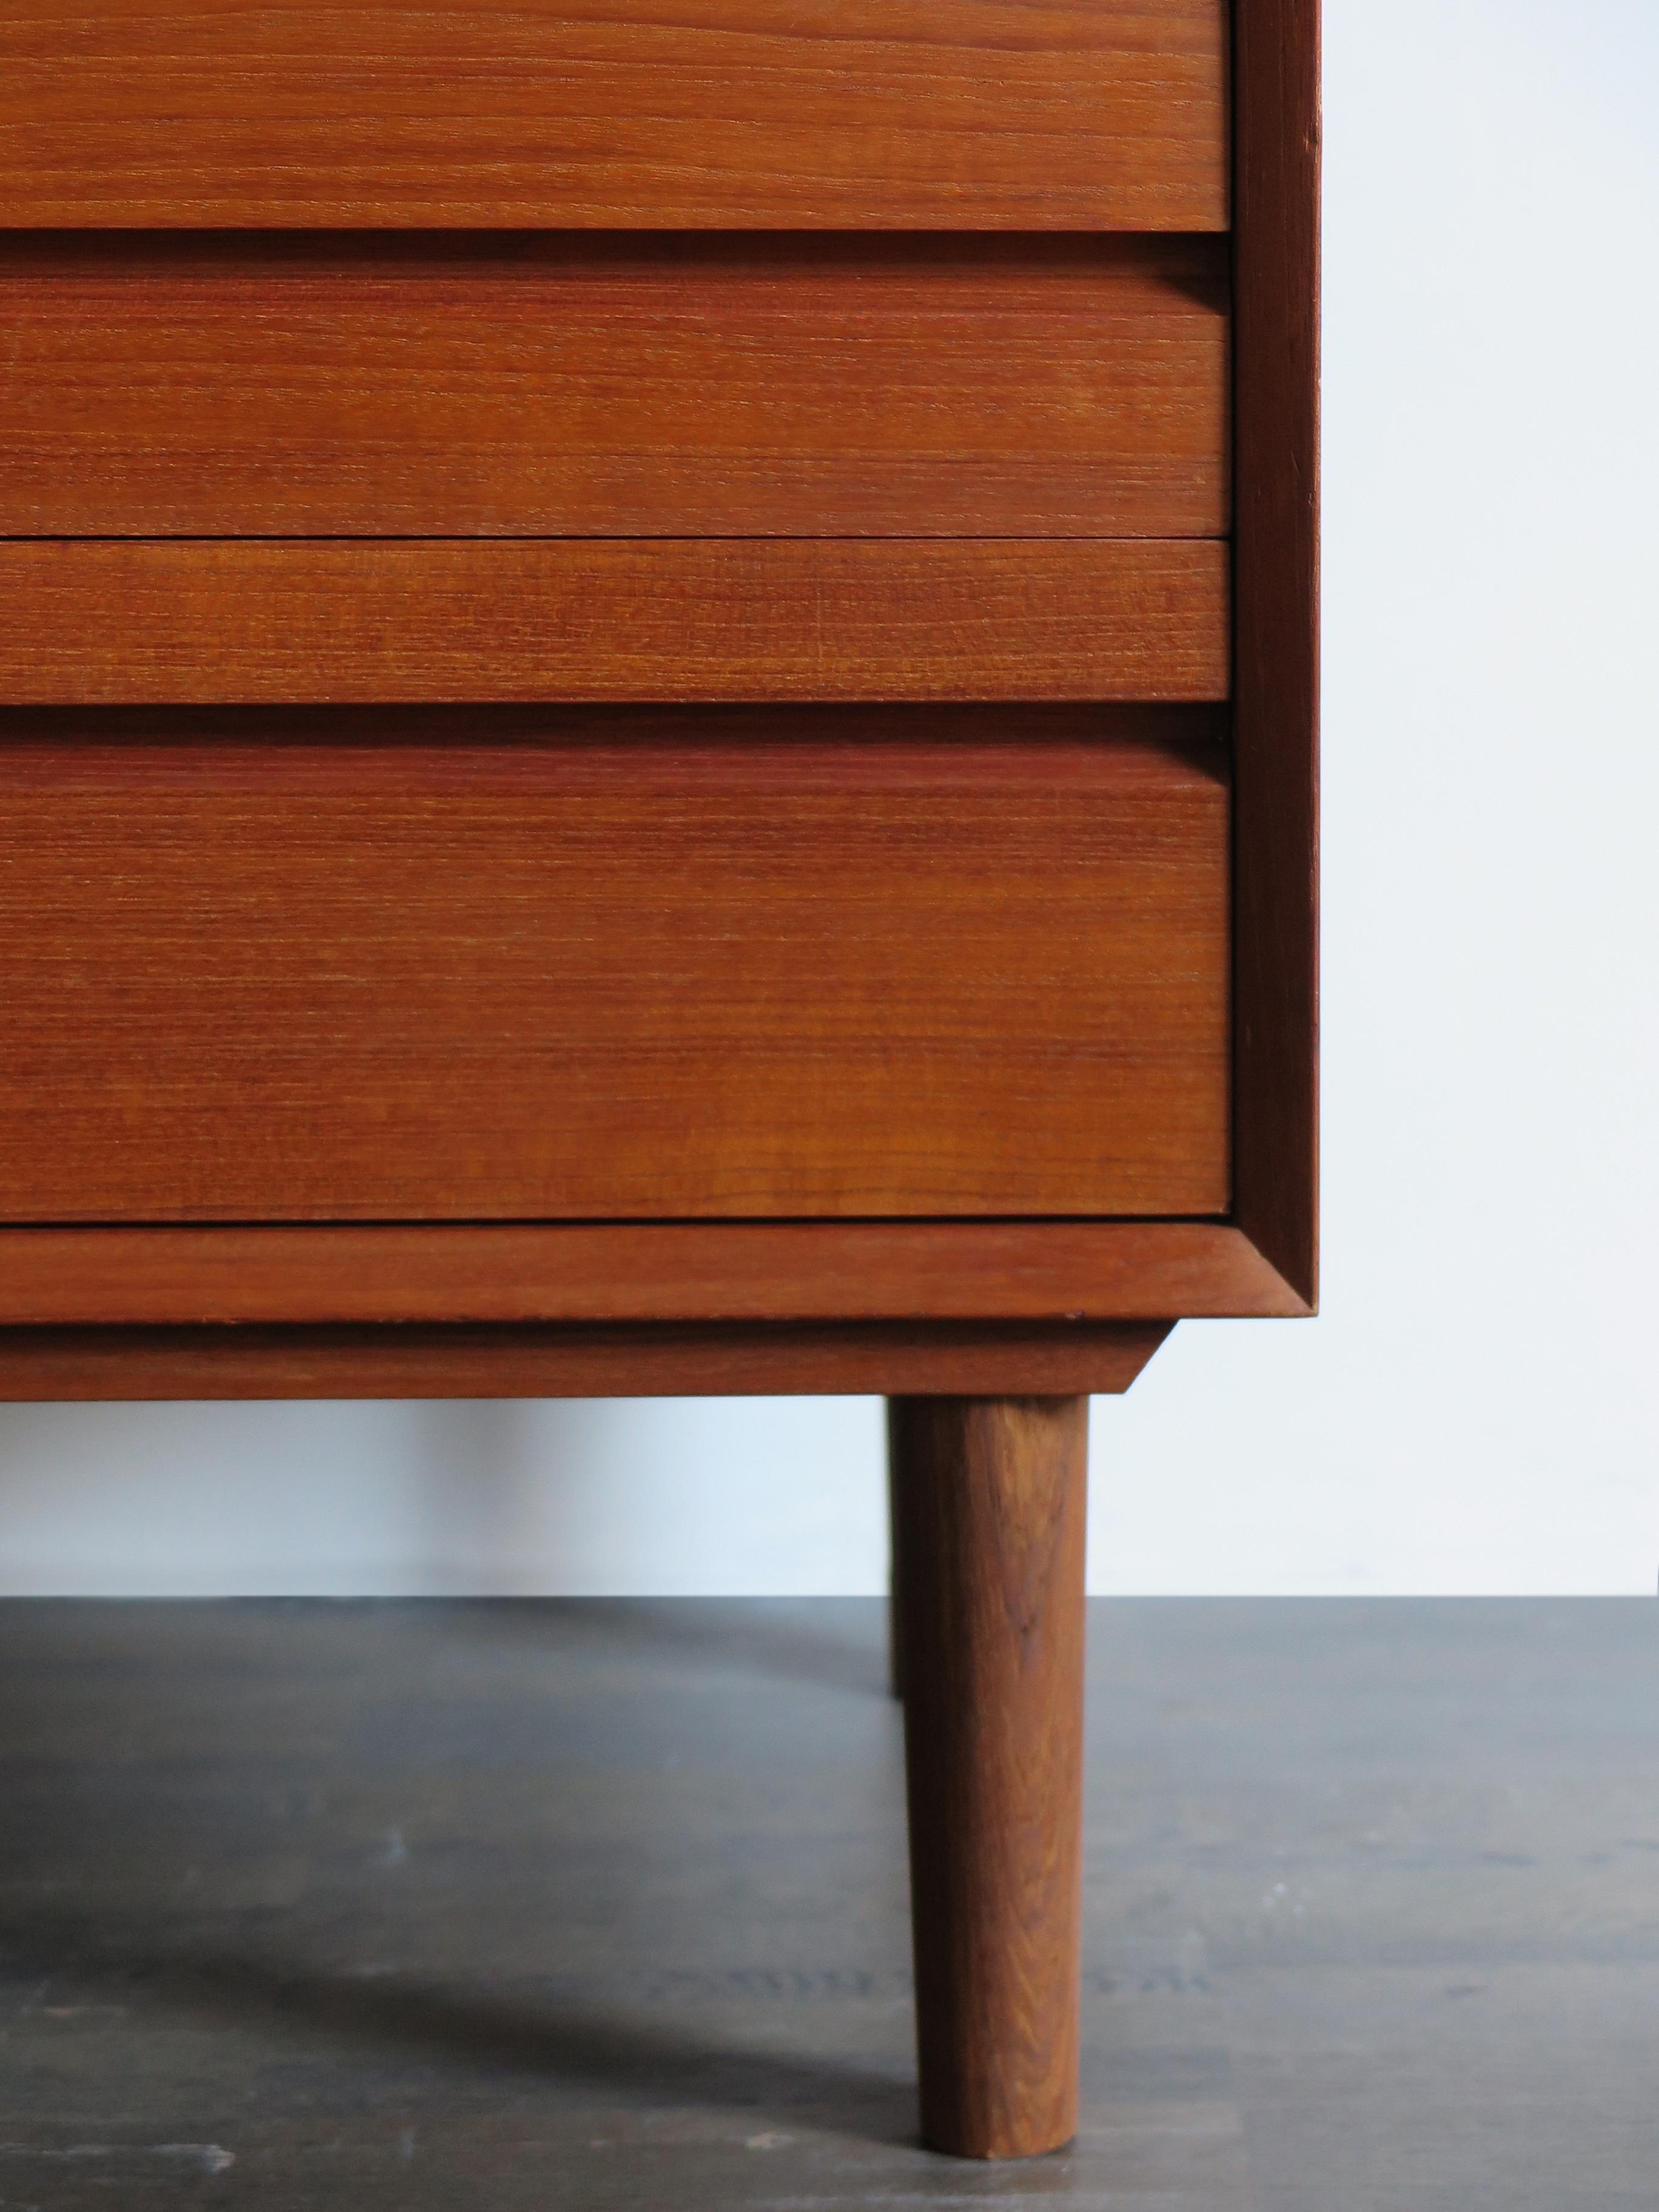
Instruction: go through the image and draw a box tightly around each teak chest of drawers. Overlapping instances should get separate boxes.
[0,0,1318,2160]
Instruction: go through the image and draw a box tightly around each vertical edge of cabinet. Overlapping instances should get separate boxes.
[1232,0,1321,1309]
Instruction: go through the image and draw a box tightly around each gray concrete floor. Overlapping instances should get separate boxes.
[0,1598,1655,2207]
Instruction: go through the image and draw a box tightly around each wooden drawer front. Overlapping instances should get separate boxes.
[1,231,1231,704]
[0,716,1229,1224]
[0,541,1228,706]
[1,2,1228,230]
[0,236,1228,540]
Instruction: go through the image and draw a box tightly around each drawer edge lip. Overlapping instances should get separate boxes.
[0,1221,1311,1327]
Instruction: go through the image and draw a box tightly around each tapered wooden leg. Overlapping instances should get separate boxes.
[888,1393,1087,2160]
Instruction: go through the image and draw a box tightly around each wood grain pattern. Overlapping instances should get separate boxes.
[0,1322,1171,1403]
[0,1,1228,230]
[0,234,1229,540]
[0,540,1229,705]
[0,728,1230,1223]
[1233,0,1321,1306]
[0,1222,1306,1329]
[892,1395,1087,2157]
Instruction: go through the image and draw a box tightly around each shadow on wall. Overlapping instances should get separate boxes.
[0,1395,889,1597]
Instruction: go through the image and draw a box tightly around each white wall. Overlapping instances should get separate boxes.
[2,0,1655,1598]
